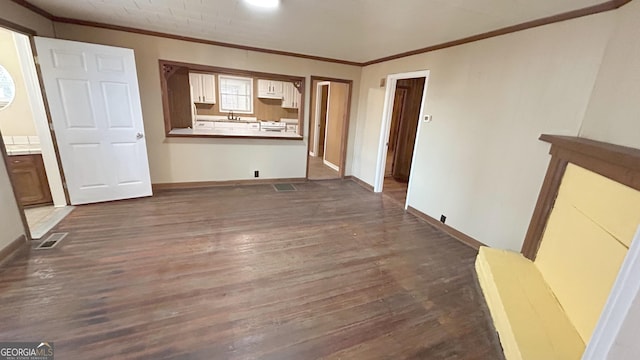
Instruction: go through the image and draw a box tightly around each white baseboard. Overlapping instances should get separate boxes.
[323,159,340,172]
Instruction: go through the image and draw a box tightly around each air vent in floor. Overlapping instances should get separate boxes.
[273,183,297,192]
[36,232,68,249]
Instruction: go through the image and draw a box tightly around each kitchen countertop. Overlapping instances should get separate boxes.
[6,144,42,156]
[196,115,259,123]
[169,128,303,139]
[197,119,261,124]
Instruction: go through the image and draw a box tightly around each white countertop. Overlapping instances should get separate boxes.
[6,144,42,155]
[169,128,303,139]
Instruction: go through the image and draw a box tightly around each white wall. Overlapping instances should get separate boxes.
[351,87,385,179]
[351,12,616,251]
[53,23,361,184]
[580,0,640,148]
[0,27,38,136]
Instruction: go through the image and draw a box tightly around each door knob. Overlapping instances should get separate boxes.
[136,132,144,139]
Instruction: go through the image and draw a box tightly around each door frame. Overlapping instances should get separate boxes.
[0,24,71,208]
[0,22,42,242]
[322,83,337,171]
[374,70,430,210]
[312,81,330,157]
[14,33,68,207]
[306,76,353,179]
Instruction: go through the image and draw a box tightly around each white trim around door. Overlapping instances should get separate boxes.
[583,225,640,359]
[373,70,430,211]
[14,33,67,207]
[323,159,340,172]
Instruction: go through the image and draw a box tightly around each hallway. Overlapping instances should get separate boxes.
[307,155,340,180]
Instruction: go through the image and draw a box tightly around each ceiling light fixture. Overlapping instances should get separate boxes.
[244,0,280,9]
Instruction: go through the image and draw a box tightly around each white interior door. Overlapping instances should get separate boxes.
[34,37,152,205]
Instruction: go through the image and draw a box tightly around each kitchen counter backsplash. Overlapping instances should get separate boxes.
[3,135,42,155]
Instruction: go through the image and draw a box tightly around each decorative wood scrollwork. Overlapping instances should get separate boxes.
[162,64,179,79]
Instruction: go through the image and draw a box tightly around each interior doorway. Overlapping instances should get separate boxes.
[307,77,352,180]
[374,70,430,209]
[384,77,426,204]
[1,28,153,239]
[0,26,72,239]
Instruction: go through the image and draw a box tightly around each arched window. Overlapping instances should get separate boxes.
[0,64,16,110]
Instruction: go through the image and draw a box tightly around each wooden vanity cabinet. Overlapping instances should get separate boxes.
[7,154,53,207]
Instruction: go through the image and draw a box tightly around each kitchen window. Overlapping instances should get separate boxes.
[218,75,253,114]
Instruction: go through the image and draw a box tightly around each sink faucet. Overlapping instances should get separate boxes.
[227,111,239,121]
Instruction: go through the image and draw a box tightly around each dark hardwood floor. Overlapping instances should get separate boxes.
[0,180,503,359]
[308,155,340,180]
[384,176,409,205]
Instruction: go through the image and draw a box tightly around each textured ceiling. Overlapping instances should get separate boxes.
[27,0,606,63]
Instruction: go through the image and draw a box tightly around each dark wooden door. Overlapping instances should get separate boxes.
[388,88,407,175]
[167,68,193,129]
[392,78,425,182]
[317,85,329,157]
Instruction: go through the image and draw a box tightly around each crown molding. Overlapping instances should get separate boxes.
[9,0,55,20]
[52,16,363,66]
[362,0,632,66]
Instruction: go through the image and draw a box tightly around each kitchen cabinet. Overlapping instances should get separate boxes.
[7,154,53,207]
[282,82,300,109]
[189,72,216,104]
[257,79,283,99]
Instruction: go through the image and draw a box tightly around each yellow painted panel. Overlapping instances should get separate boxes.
[560,164,640,248]
[535,200,627,343]
[476,247,584,360]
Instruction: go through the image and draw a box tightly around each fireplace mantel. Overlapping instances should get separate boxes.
[522,135,640,260]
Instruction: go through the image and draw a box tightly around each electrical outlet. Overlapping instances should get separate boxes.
[254,170,259,178]
[440,215,446,224]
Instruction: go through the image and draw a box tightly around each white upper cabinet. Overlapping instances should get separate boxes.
[257,79,283,99]
[189,72,216,104]
[281,82,300,109]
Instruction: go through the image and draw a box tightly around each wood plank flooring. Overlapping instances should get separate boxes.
[384,176,409,206]
[308,156,340,180]
[0,180,503,359]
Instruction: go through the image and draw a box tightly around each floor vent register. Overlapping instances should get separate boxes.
[36,232,69,249]
[273,183,297,192]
